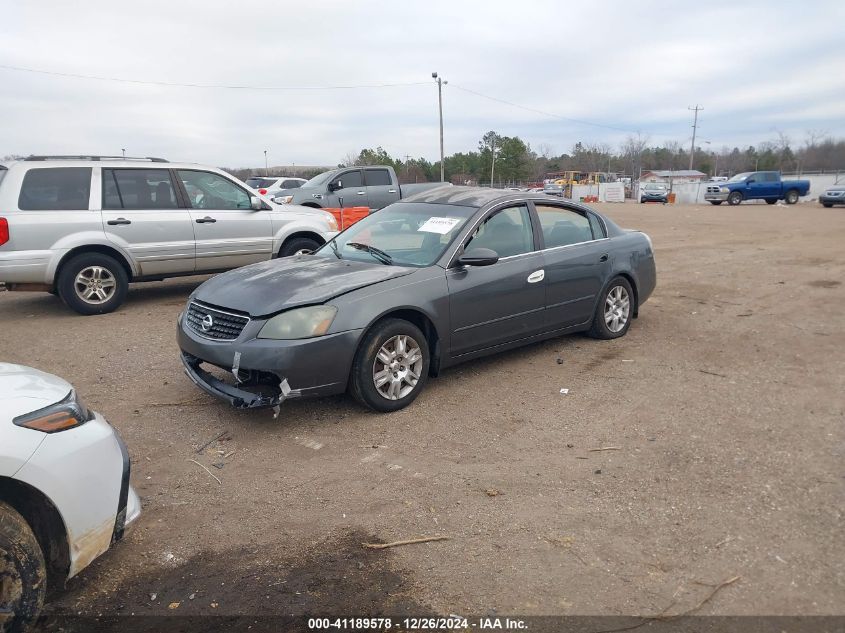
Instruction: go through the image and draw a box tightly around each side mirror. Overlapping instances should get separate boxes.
[746,179,755,185]
[457,247,499,267]
[328,180,342,192]
[250,195,262,210]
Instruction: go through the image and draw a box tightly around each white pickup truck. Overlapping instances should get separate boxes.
[0,156,338,315]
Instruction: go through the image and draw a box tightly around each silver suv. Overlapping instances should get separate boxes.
[0,156,338,315]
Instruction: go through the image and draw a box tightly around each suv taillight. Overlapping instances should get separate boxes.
[0,218,8,246]
[259,189,267,195]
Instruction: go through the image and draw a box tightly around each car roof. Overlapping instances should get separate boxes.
[5,158,231,172]
[402,185,589,208]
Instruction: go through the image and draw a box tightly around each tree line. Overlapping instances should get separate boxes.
[334,130,845,185]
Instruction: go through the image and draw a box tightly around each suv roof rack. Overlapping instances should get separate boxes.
[24,155,168,163]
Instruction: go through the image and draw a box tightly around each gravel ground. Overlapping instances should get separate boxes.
[1,201,843,624]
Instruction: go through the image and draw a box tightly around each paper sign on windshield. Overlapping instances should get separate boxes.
[418,217,461,234]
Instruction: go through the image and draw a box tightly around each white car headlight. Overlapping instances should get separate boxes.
[280,195,294,204]
[720,186,730,193]
[326,214,339,231]
[257,306,337,340]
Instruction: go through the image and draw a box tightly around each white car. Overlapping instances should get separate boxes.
[0,363,140,630]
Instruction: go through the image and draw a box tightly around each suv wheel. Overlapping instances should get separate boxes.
[350,319,429,412]
[279,237,321,257]
[727,191,743,206]
[0,501,47,633]
[57,253,128,315]
[784,189,799,205]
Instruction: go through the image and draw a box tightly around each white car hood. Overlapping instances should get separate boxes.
[0,362,73,420]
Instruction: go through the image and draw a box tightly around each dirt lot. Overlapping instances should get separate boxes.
[1,202,843,625]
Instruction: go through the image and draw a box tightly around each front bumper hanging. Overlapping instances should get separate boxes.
[180,352,300,409]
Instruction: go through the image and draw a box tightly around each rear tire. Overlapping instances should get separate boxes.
[57,253,128,316]
[0,501,46,633]
[588,277,634,340]
[727,191,743,206]
[784,189,799,204]
[350,318,429,412]
[279,237,321,257]
[765,199,777,205]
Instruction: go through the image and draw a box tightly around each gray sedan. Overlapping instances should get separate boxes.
[177,187,656,412]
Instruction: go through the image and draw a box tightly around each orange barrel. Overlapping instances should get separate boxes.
[667,193,676,204]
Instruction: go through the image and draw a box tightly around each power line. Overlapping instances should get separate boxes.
[0,63,429,91]
[450,83,662,135]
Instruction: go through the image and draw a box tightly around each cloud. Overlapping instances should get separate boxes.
[1,0,842,166]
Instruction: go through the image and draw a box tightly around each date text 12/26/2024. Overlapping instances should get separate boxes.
[308,617,528,630]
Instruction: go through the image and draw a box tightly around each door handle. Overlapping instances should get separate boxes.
[195,216,217,224]
[388,189,397,193]
[599,253,609,262]
[356,191,366,195]
[107,218,131,225]
[527,269,545,283]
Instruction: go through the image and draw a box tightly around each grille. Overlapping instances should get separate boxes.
[706,186,721,193]
[186,301,250,341]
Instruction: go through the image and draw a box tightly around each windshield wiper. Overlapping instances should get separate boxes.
[328,239,342,259]
[346,242,393,265]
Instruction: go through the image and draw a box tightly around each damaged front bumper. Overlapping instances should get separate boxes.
[177,314,363,410]
[181,351,299,409]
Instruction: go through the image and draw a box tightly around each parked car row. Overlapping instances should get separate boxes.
[0,156,339,314]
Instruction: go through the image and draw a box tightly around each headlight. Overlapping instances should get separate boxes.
[720,187,730,193]
[13,389,94,433]
[257,306,337,340]
[280,195,294,204]
[326,214,339,231]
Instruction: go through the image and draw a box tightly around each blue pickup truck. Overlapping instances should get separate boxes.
[704,171,810,206]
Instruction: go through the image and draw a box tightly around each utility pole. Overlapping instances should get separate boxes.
[688,105,702,170]
[432,72,446,182]
[490,136,496,188]
[264,150,268,176]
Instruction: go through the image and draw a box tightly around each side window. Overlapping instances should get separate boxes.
[465,205,533,258]
[18,167,92,210]
[104,169,177,210]
[177,170,252,210]
[365,169,392,186]
[588,213,606,239]
[535,204,594,248]
[331,170,363,189]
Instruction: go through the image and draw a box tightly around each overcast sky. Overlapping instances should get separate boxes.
[2,0,843,168]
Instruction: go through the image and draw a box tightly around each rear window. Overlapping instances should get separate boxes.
[18,167,92,210]
[104,169,178,210]
[365,169,392,186]
[246,178,276,189]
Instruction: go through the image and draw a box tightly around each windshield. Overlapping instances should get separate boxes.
[314,202,476,267]
[728,172,751,182]
[302,171,335,188]
[544,184,562,190]
[645,184,666,190]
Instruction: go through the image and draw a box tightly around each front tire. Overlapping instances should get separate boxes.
[784,189,799,204]
[822,203,833,208]
[0,501,46,633]
[350,318,429,412]
[727,191,743,206]
[57,253,128,315]
[588,277,634,340]
[709,201,723,205]
[279,237,321,257]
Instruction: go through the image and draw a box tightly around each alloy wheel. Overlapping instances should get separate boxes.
[73,266,117,304]
[372,335,424,400]
[604,286,630,333]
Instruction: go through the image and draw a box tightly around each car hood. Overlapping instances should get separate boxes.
[0,363,74,420]
[192,256,416,317]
